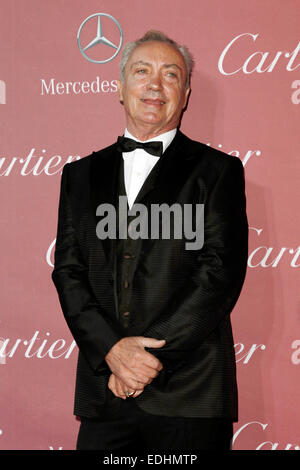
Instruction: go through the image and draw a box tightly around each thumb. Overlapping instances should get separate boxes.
[139,337,166,348]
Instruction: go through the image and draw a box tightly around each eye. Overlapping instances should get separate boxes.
[166,71,177,78]
[137,69,147,74]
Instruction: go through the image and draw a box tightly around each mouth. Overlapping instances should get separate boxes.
[141,98,166,106]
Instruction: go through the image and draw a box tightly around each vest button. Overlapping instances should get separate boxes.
[123,253,133,259]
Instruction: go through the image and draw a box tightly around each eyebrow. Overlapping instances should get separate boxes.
[130,61,183,72]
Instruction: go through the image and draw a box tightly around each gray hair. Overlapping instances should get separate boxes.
[119,30,194,89]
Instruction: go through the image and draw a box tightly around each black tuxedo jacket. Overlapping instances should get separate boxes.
[52,130,248,420]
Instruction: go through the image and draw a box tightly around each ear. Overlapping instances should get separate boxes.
[117,79,124,103]
[183,86,191,109]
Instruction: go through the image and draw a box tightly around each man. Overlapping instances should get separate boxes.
[52,30,248,450]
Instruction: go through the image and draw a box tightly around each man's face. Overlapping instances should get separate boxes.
[117,41,190,137]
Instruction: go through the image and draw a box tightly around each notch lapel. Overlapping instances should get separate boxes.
[134,130,196,206]
[89,143,121,279]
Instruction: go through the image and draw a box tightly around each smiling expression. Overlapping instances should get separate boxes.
[117,41,190,139]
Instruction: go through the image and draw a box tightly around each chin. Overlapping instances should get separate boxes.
[140,113,165,124]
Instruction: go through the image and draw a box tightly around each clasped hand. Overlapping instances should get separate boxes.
[105,336,166,399]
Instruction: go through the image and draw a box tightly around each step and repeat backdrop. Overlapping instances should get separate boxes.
[0,0,299,450]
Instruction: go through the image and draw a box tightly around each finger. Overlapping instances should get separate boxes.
[108,373,115,390]
[117,343,164,375]
[122,361,162,386]
[127,370,155,386]
[108,374,118,397]
[115,359,160,388]
[128,367,160,386]
[139,364,161,379]
[119,364,161,384]
[125,349,163,373]
[114,376,127,400]
[139,337,166,349]
[127,378,145,390]
[114,375,137,399]
[132,389,144,398]
[110,374,128,400]
[141,351,164,372]
[117,378,136,399]
[113,369,142,391]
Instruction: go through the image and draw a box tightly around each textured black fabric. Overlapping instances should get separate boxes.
[76,398,233,450]
[51,130,248,420]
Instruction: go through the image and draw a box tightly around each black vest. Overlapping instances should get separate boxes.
[115,157,143,329]
[114,150,168,330]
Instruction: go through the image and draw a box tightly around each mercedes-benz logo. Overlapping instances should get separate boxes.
[77,13,123,64]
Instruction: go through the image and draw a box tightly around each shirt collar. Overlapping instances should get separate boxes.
[124,128,177,155]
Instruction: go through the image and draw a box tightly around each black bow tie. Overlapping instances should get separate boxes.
[117,136,163,157]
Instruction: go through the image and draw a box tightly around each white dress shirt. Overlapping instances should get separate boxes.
[122,128,177,209]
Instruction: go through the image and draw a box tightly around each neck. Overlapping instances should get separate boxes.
[126,122,178,141]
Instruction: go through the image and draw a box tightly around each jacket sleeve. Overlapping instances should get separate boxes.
[51,163,124,374]
[144,156,248,360]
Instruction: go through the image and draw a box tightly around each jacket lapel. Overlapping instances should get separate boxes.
[134,130,194,206]
[132,130,199,257]
[89,143,121,277]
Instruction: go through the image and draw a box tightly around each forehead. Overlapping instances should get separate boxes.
[127,41,186,70]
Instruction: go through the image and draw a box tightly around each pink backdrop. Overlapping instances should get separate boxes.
[1,0,299,450]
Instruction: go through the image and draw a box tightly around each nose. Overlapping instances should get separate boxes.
[147,71,162,91]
